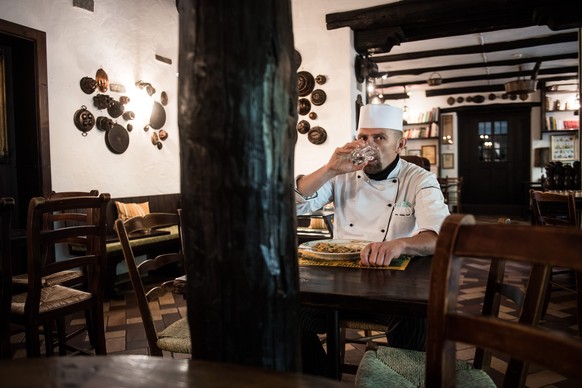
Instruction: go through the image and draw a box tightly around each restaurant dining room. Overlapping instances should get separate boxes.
[1,0,582,387]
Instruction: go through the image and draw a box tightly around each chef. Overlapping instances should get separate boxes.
[295,103,449,266]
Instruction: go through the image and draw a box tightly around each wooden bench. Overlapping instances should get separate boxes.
[104,193,181,298]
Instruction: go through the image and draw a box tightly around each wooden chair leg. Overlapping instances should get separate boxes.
[25,324,41,358]
[56,319,67,355]
[576,271,582,337]
[43,323,54,356]
[90,304,107,355]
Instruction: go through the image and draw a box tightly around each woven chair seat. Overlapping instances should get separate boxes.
[11,285,91,315]
[12,270,83,287]
[341,320,388,332]
[356,347,495,388]
[157,317,191,354]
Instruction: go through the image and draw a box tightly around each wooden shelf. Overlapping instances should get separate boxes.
[406,136,440,140]
[542,129,579,135]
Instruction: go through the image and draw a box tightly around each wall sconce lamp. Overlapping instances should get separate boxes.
[135,80,156,96]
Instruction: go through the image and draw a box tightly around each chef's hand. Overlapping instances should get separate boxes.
[326,140,367,174]
[360,240,405,267]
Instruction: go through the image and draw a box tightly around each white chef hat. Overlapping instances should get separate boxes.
[357,104,403,131]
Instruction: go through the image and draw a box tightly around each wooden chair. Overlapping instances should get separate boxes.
[115,213,191,356]
[529,189,582,336]
[8,194,110,357]
[401,155,430,170]
[12,190,99,289]
[356,214,582,387]
[438,176,463,213]
[0,197,15,359]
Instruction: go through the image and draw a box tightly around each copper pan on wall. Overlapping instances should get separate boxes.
[149,101,166,129]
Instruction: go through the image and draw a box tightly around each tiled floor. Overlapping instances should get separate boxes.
[8,215,582,386]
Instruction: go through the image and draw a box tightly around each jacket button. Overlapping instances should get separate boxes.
[349,223,353,227]
[392,179,397,183]
[381,229,385,233]
[357,175,361,179]
[387,203,392,207]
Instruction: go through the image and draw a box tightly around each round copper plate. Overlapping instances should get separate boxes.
[447,97,455,105]
[309,112,317,120]
[105,124,130,154]
[297,120,310,134]
[315,75,326,85]
[307,126,327,145]
[298,98,311,115]
[150,101,167,129]
[294,50,302,70]
[456,96,464,103]
[297,71,315,97]
[310,89,327,106]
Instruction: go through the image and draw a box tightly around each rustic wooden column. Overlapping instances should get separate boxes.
[177,1,300,371]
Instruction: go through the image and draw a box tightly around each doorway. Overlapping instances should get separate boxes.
[458,105,531,216]
[0,19,51,229]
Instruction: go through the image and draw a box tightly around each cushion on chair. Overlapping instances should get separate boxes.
[11,285,92,315]
[156,317,191,354]
[115,201,150,222]
[355,347,495,388]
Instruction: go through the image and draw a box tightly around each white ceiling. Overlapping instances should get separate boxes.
[371,25,579,96]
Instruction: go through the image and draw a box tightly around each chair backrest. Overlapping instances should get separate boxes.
[0,198,15,359]
[25,194,110,316]
[425,213,582,387]
[529,189,578,227]
[44,190,100,261]
[115,213,184,356]
[437,176,463,213]
[401,155,430,170]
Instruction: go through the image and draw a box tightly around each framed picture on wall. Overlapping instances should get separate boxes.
[421,145,437,165]
[407,149,421,157]
[442,153,454,169]
[550,134,576,161]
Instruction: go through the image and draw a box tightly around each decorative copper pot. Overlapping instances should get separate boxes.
[80,77,97,94]
[73,105,95,135]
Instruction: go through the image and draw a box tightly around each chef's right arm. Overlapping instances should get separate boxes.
[296,141,362,197]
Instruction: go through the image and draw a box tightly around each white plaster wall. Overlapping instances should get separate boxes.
[0,0,179,197]
[291,0,396,176]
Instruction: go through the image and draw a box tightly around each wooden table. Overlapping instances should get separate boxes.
[173,256,432,380]
[0,355,351,388]
[299,256,432,378]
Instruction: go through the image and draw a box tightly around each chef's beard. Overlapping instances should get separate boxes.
[363,159,383,175]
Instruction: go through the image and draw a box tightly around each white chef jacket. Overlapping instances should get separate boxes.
[295,158,450,242]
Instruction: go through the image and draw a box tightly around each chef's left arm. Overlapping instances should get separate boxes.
[359,230,438,267]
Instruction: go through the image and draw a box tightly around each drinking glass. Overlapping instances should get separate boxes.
[350,144,379,165]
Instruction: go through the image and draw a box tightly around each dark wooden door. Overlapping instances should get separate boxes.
[458,106,531,216]
[0,20,51,229]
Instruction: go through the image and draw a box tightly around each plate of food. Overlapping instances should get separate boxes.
[298,239,371,260]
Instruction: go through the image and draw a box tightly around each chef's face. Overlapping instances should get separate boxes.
[356,128,406,174]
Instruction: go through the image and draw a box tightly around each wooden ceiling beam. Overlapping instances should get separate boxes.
[384,53,578,77]
[377,67,578,90]
[371,32,578,63]
[328,0,582,54]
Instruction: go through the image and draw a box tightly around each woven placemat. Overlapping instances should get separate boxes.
[298,255,411,270]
